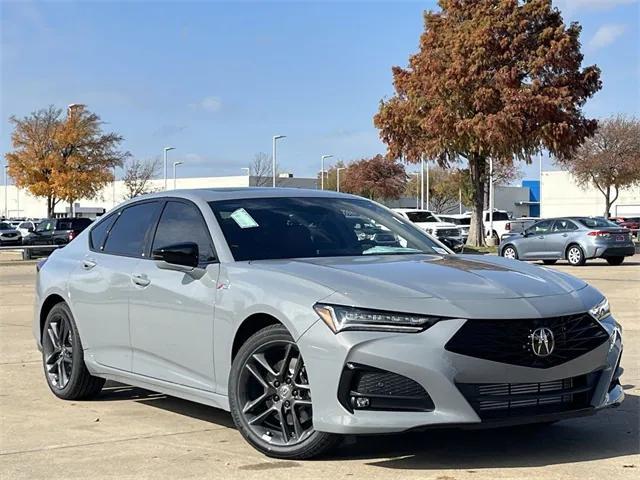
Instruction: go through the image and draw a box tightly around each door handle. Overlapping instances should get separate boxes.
[538,236,544,239]
[562,233,568,237]
[132,273,151,287]
[82,259,97,270]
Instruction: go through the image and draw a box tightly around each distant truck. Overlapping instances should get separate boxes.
[458,210,516,241]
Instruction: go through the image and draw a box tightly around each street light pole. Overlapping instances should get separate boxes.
[163,147,175,191]
[321,155,333,190]
[3,165,8,219]
[412,172,420,209]
[112,166,117,207]
[173,161,183,190]
[489,157,494,243]
[425,160,430,211]
[272,135,286,187]
[337,167,346,192]
[420,155,425,210]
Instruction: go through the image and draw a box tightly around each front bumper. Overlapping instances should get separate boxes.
[298,315,623,434]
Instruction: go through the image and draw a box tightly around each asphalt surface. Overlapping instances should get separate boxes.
[1,253,639,479]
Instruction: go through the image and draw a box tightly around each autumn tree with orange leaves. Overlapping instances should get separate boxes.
[374,0,601,245]
[340,155,407,200]
[6,105,128,216]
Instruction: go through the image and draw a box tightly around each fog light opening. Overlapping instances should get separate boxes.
[352,396,370,409]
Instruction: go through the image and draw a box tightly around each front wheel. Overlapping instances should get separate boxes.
[502,245,518,260]
[229,324,339,459]
[606,256,625,266]
[42,302,105,399]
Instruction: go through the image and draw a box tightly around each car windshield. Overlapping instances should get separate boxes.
[0,222,14,230]
[209,197,447,261]
[441,217,470,225]
[488,211,509,221]
[577,217,619,228]
[405,211,438,223]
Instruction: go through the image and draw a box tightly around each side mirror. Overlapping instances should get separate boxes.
[27,227,34,232]
[152,242,199,270]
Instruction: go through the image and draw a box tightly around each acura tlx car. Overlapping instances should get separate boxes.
[34,189,624,459]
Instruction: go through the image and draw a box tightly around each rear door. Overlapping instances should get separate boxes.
[68,201,161,371]
[546,219,579,258]
[129,199,219,390]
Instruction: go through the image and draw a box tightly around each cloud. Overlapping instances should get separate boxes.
[557,0,638,11]
[589,24,627,49]
[153,124,187,138]
[190,96,222,113]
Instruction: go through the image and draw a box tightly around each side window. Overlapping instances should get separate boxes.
[37,221,54,232]
[151,201,216,264]
[552,219,578,232]
[90,214,118,251]
[103,202,159,257]
[530,220,552,234]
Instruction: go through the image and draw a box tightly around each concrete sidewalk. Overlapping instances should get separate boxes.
[1,257,638,479]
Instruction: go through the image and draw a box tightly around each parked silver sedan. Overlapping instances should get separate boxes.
[33,191,624,459]
[500,217,636,266]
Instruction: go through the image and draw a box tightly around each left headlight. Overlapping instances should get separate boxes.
[589,297,611,322]
[313,303,440,334]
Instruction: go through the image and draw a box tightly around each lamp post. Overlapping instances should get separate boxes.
[112,166,117,207]
[320,155,333,190]
[3,165,8,219]
[420,155,425,210]
[173,161,183,190]
[489,157,494,244]
[411,172,420,209]
[337,167,346,192]
[272,135,286,187]
[163,147,175,190]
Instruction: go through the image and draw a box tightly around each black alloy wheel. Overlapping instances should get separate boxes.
[229,325,338,459]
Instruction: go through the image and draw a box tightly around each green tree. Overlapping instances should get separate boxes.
[374,0,601,245]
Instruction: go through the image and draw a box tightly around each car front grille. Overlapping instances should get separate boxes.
[437,228,460,237]
[1,232,18,238]
[445,313,609,368]
[457,372,599,420]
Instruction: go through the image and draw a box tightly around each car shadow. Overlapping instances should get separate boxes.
[327,392,639,468]
[97,382,638,468]
[98,381,235,428]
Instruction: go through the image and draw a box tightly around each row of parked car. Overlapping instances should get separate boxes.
[0,217,93,259]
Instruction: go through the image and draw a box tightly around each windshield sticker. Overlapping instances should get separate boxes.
[230,208,259,229]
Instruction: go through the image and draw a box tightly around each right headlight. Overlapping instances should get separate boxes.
[589,297,611,322]
[313,303,441,334]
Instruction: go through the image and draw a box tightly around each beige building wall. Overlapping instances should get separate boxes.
[0,175,251,219]
[541,170,640,218]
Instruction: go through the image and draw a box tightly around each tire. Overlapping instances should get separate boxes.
[229,324,339,459]
[41,302,105,400]
[501,245,518,260]
[606,256,625,266]
[542,260,557,265]
[566,245,586,266]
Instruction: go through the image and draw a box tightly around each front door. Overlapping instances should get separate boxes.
[546,219,578,259]
[521,220,553,259]
[130,200,219,391]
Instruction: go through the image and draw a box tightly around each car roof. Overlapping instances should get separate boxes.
[134,187,357,203]
[392,208,434,213]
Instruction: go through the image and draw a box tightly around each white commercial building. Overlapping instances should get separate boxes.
[1,174,317,219]
[541,170,640,218]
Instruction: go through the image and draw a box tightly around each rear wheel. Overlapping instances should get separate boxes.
[42,302,105,400]
[566,245,586,266]
[542,260,557,265]
[606,256,625,266]
[229,324,339,459]
[502,245,518,260]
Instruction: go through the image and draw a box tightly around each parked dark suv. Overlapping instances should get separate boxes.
[22,217,93,259]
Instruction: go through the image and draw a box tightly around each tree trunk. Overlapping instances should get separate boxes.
[466,154,486,247]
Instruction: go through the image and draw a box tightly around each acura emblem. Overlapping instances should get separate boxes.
[531,327,555,357]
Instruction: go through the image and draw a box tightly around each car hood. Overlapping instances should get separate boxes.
[249,254,587,302]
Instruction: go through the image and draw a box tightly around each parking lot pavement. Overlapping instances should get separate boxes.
[1,256,638,480]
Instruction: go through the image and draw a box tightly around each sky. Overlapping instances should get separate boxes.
[1,0,639,183]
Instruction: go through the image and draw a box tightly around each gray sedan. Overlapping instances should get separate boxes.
[500,217,636,266]
[33,190,624,459]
